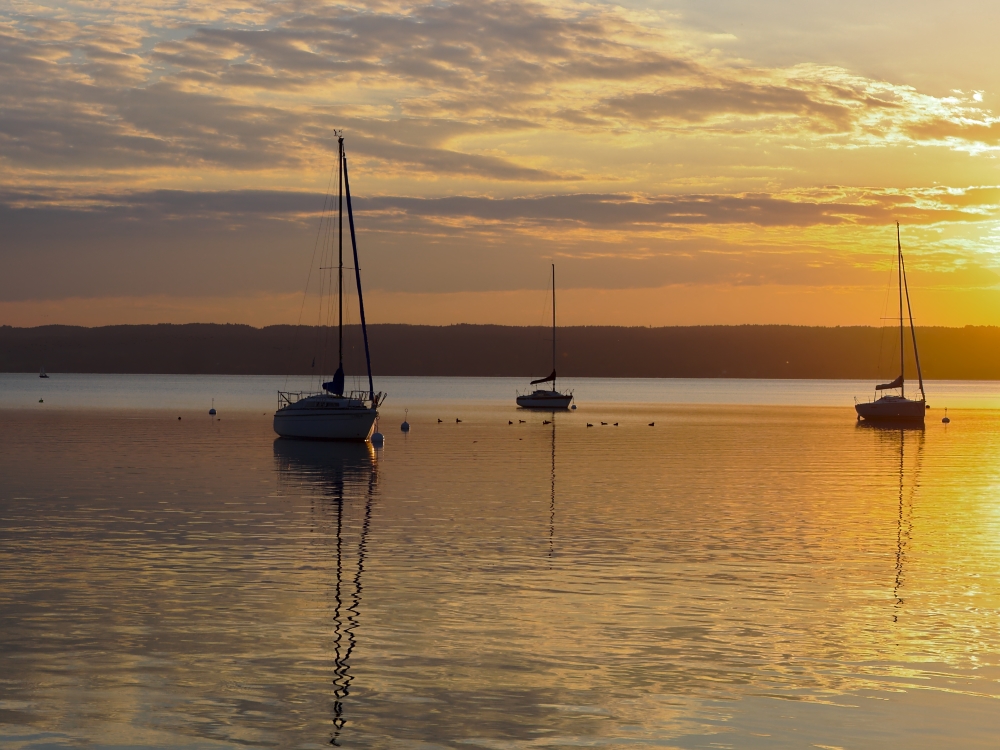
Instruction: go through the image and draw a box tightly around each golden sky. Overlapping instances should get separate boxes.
[2,0,999,326]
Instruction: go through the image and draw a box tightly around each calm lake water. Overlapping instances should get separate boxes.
[2,376,1000,748]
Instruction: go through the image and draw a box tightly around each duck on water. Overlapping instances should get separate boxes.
[855,223,927,425]
[273,134,385,441]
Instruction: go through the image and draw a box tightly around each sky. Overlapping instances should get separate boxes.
[2,0,1000,327]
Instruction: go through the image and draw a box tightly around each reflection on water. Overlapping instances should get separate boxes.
[549,420,556,560]
[2,405,1000,749]
[892,429,924,621]
[274,439,377,746]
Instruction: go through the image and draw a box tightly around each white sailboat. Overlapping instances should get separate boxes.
[516,264,574,409]
[855,224,927,425]
[39,366,49,379]
[274,135,385,441]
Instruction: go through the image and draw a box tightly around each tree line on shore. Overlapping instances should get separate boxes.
[3,323,999,379]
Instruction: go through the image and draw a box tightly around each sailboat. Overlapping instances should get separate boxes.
[855,224,927,424]
[516,264,574,409]
[274,134,385,441]
[39,366,49,379]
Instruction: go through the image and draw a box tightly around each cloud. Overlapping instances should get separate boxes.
[906,118,1000,147]
[3,0,997,191]
[356,189,994,230]
[5,184,997,231]
[600,82,849,128]
[2,185,997,302]
[2,0,1000,325]
[1,185,988,225]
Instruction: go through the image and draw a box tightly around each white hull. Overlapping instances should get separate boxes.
[274,402,378,441]
[273,410,377,440]
[516,391,573,409]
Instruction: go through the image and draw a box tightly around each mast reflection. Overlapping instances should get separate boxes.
[273,439,378,746]
[549,419,556,559]
[861,426,924,622]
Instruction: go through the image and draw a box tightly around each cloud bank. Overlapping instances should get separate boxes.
[1,0,999,324]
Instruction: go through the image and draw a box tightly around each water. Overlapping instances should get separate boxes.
[5,373,1000,410]
[2,376,1000,748]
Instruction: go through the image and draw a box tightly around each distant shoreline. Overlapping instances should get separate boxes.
[3,323,1000,380]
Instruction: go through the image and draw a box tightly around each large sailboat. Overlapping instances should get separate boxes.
[516,264,574,409]
[855,224,927,424]
[274,135,385,440]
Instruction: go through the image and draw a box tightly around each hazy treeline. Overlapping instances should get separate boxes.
[2,323,999,379]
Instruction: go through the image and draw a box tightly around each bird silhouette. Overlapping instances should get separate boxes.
[614,422,619,426]
[587,423,594,427]
[437,419,443,423]
[519,419,526,423]
[543,420,551,425]
[456,418,462,423]
[601,422,607,425]
[648,422,655,426]
[508,420,513,425]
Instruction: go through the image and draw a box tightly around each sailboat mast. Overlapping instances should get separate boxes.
[338,136,344,368]
[343,149,375,401]
[898,223,904,398]
[551,263,556,392]
[899,225,926,401]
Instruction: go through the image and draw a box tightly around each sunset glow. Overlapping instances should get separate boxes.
[3,0,1000,325]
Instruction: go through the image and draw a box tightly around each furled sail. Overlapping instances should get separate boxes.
[324,364,346,395]
[530,370,556,385]
[876,375,904,391]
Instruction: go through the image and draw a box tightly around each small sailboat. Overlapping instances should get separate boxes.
[855,224,926,424]
[516,264,574,409]
[39,366,49,379]
[274,134,385,441]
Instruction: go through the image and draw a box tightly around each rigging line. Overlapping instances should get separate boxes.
[338,136,344,370]
[342,275,359,391]
[343,149,375,401]
[897,224,905,397]
[285,160,338,391]
[320,137,347,389]
[317,188,337,388]
[534,264,552,369]
[876,247,897,382]
[899,229,925,399]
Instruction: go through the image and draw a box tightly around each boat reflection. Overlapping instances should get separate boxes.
[273,438,376,495]
[855,419,925,432]
[273,438,378,746]
[862,427,924,622]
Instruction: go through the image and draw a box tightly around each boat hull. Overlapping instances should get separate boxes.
[516,392,573,409]
[855,396,925,424]
[273,407,378,440]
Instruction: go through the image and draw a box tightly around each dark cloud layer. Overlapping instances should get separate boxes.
[3,186,990,229]
[2,185,996,303]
